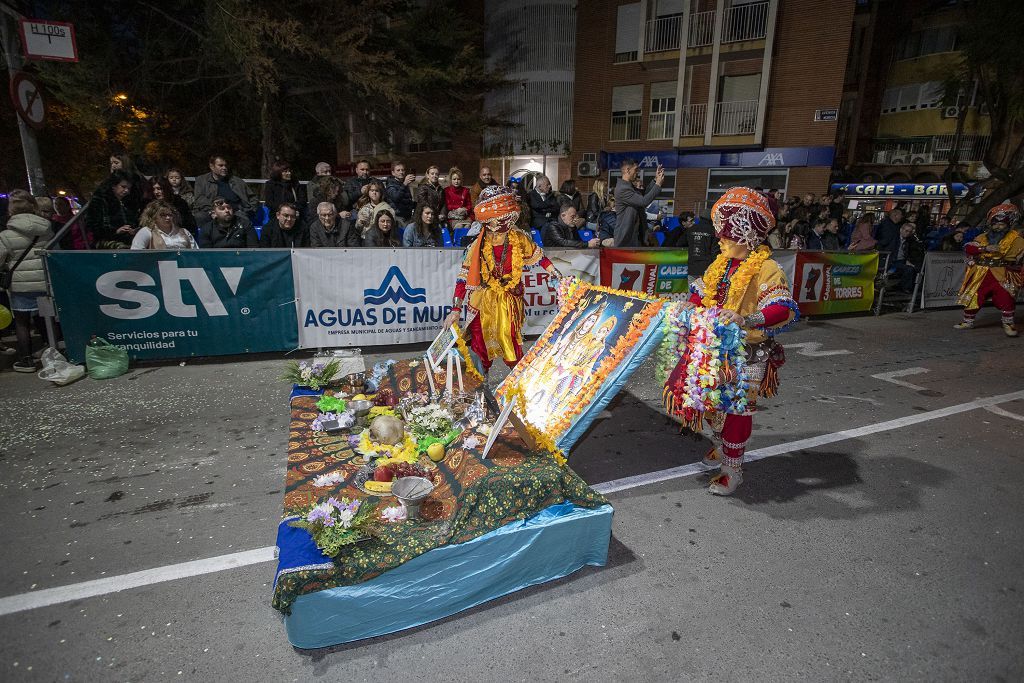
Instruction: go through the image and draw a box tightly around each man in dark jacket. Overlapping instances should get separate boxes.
[309,201,360,247]
[197,198,258,248]
[527,176,561,229]
[875,207,905,254]
[889,222,924,292]
[259,203,309,248]
[676,211,719,285]
[542,206,601,248]
[470,167,497,205]
[613,159,664,247]
[192,155,256,220]
[343,159,373,210]
[383,161,416,225]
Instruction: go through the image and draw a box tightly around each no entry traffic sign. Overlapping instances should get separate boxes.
[10,71,46,129]
[18,19,78,62]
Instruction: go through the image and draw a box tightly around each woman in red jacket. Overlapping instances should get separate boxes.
[443,167,474,225]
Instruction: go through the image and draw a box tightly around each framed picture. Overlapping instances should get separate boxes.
[425,326,459,371]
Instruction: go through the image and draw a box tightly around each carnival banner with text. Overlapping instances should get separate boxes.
[790,251,878,315]
[599,248,691,298]
[47,250,297,363]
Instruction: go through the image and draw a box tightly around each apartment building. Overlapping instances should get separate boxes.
[834,0,991,186]
[570,0,855,214]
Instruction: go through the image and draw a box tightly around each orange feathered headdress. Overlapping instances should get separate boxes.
[467,186,521,287]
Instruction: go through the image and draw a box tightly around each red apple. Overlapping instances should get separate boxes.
[373,466,394,482]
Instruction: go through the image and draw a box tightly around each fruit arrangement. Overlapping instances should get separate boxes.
[373,462,430,483]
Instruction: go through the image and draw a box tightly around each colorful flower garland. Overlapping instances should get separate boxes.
[660,304,750,429]
[481,230,525,293]
[701,245,771,310]
[506,384,568,466]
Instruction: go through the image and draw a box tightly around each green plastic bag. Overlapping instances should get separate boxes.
[85,336,129,379]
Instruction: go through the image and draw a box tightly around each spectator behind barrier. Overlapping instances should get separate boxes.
[132,199,197,250]
[875,208,905,254]
[939,222,969,252]
[661,210,692,248]
[416,165,446,225]
[585,178,610,231]
[355,180,391,238]
[308,162,335,210]
[166,168,195,214]
[384,161,416,225]
[150,175,196,236]
[470,166,497,206]
[309,201,359,248]
[197,197,257,248]
[444,168,474,225]
[343,159,373,211]
[263,160,308,221]
[542,205,600,249]
[558,179,583,215]
[887,222,924,292]
[787,220,809,250]
[108,152,148,217]
[925,215,954,250]
[86,170,138,249]
[675,210,719,285]
[403,204,443,247]
[612,159,664,247]
[0,190,52,372]
[848,214,878,252]
[363,207,401,247]
[192,155,256,221]
[260,202,309,248]
[527,175,560,230]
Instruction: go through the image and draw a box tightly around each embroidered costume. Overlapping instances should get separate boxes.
[451,186,555,372]
[664,187,799,496]
[955,203,1024,337]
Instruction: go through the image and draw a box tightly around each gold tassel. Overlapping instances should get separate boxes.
[760,363,780,398]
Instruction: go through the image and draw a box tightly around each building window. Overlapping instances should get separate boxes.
[880,81,942,114]
[706,168,788,205]
[648,82,677,140]
[406,131,453,154]
[615,3,640,63]
[610,84,643,141]
[897,25,958,60]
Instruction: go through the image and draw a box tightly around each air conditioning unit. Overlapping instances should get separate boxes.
[873,150,890,164]
[577,160,600,177]
[942,106,961,119]
[910,153,933,164]
[890,154,909,165]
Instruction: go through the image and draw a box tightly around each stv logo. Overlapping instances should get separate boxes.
[363,266,426,305]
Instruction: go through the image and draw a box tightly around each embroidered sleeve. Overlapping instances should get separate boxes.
[519,230,545,267]
[755,261,799,335]
[690,277,705,297]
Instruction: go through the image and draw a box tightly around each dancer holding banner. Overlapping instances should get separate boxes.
[664,188,800,496]
[954,203,1024,337]
[445,186,560,376]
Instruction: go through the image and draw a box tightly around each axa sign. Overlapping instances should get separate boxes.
[97,261,244,319]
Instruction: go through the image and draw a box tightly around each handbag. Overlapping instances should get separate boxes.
[0,236,40,290]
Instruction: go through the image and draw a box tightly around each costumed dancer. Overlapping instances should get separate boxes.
[444,186,560,377]
[954,203,1024,337]
[664,187,799,496]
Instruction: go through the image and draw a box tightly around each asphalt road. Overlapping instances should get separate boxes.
[1,307,1022,682]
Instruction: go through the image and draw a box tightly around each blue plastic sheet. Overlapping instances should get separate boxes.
[282,501,613,648]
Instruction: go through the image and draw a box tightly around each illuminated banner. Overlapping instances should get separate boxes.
[830,183,969,199]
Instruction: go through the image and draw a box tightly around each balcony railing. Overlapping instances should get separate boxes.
[872,134,991,164]
[648,111,676,140]
[645,14,682,53]
[722,1,769,43]
[689,10,715,47]
[610,112,642,141]
[713,99,758,135]
[680,103,707,137]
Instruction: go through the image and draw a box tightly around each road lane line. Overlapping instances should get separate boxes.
[984,405,1024,422]
[786,342,852,357]
[4,388,1023,616]
[871,367,930,391]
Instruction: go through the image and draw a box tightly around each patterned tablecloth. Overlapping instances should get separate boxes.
[272,359,607,613]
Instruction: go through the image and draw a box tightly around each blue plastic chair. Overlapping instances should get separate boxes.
[578,229,595,241]
[663,216,680,230]
[441,227,453,247]
[254,226,263,241]
[655,231,666,246]
[453,227,470,246]
[531,228,544,246]
[254,204,270,227]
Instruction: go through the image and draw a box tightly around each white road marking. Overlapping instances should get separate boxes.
[984,405,1024,423]
[871,367,930,391]
[786,342,853,357]
[3,388,1023,616]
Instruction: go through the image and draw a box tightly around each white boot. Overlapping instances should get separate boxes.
[708,456,743,496]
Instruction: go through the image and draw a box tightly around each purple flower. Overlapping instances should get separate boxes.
[306,503,335,527]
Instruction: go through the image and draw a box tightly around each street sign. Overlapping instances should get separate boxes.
[10,71,45,129]
[18,19,78,62]
[814,108,838,122]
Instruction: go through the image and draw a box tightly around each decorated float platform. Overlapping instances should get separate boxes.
[272,280,669,648]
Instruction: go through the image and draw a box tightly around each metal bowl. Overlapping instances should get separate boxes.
[391,476,435,519]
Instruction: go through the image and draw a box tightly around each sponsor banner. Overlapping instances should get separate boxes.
[293,248,599,348]
[47,250,297,363]
[920,252,968,308]
[600,248,691,298]
[830,182,969,199]
[791,251,877,315]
